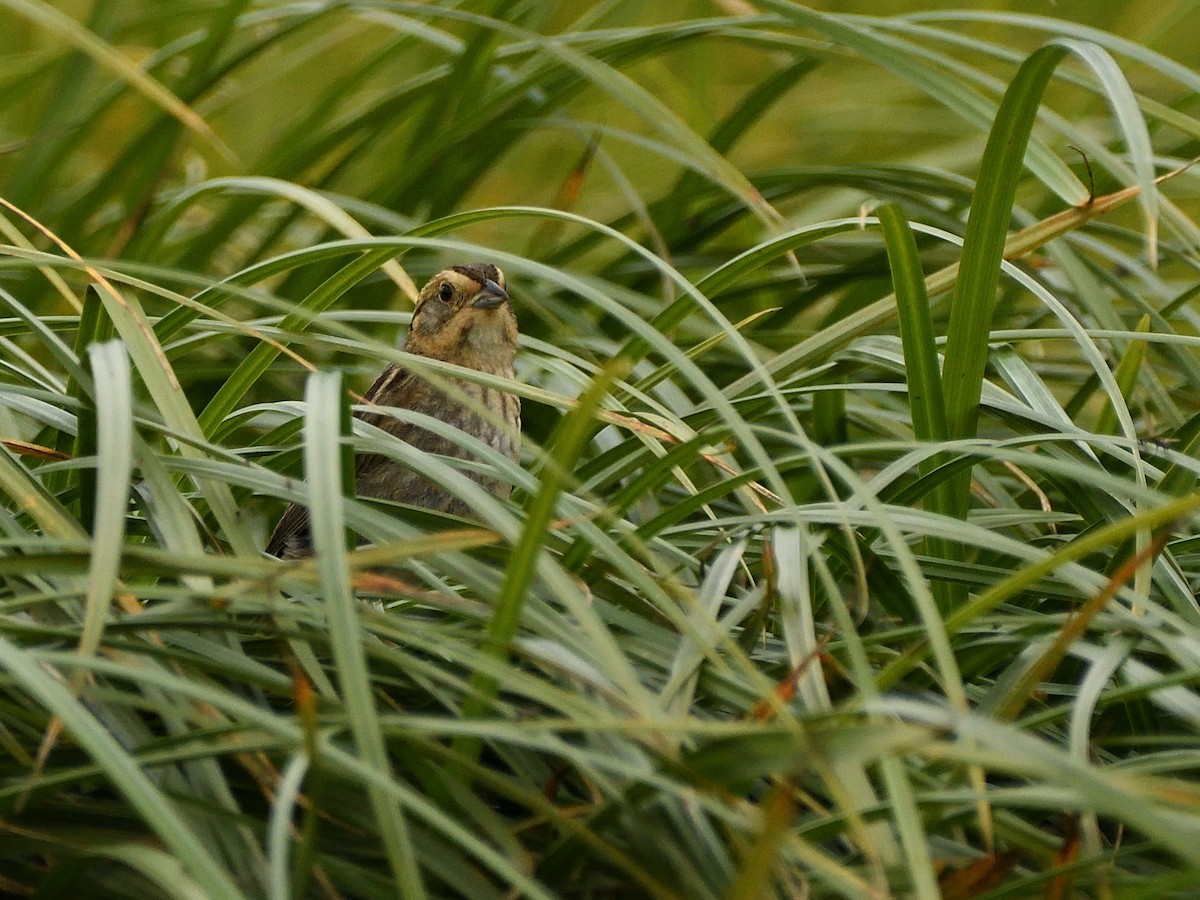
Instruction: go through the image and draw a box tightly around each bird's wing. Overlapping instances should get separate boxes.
[353,363,423,481]
[355,363,413,429]
[264,499,312,559]
[265,364,415,558]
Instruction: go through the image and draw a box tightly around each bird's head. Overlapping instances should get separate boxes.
[406,263,517,367]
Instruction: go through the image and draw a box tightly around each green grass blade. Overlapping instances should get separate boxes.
[454,356,630,764]
[76,340,132,663]
[302,370,424,898]
[879,203,957,611]
[878,204,949,452]
[940,44,1070,516]
[1095,313,1150,436]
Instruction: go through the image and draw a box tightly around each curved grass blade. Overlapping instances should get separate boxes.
[149,177,419,301]
[940,44,1070,516]
[878,205,949,466]
[1052,38,1159,267]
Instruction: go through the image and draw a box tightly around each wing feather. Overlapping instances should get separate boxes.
[265,364,412,558]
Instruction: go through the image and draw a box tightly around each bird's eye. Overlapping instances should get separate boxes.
[438,282,454,302]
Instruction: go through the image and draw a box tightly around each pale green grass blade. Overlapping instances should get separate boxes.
[302,370,424,898]
[76,340,132,661]
[1053,38,1160,266]
[910,10,1200,93]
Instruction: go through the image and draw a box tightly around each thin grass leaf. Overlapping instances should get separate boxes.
[75,340,132,663]
[302,370,424,898]
[1095,313,1150,436]
[1053,38,1160,266]
[455,355,631,762]
[940,44,1071,513]
[878,205,950,475]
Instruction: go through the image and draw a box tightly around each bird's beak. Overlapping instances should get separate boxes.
[471,279,510,309]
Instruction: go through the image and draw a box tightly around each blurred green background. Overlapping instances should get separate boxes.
[3,1,1195,262]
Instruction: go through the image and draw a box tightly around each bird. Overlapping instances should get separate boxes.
[266,263,520,559]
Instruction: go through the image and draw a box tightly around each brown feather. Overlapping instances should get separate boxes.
[266,264,520,559]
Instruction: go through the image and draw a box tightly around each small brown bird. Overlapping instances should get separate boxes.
[266,263,520,559]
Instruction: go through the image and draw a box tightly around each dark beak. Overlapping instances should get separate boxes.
[471,279,509,309]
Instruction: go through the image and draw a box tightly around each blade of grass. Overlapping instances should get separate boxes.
[940,44,1070,518]
[76,340,133,664]
[1095,314,1150,436]
[1053,38,1159,266]
[878,205,949,452]
[879,201,962,616]
[452,355,631,767]
[302,370,424,898]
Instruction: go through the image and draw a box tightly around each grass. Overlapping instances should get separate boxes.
[0,1,1199,897]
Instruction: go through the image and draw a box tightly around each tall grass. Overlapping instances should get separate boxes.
[0,2,1199,897]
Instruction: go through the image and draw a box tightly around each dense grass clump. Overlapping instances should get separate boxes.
[0,2,1199,897]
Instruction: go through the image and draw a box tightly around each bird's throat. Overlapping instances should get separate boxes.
[448,311,517,372]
